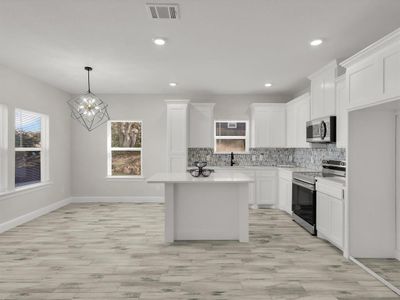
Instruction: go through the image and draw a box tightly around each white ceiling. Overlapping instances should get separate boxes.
[1,0,400,98]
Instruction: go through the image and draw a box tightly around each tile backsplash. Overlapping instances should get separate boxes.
[188,144,345,170]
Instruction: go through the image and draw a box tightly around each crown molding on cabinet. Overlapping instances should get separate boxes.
[340,27,400,68]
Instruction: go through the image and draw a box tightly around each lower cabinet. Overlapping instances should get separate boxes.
[278,177,292,214]
[256,171,277,206]
[316,191,344,250]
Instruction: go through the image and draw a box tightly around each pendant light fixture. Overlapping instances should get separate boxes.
[67,66,110,131]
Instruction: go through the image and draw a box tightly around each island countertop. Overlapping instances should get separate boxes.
[147,172,254,183]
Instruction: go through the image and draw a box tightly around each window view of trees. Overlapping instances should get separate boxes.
[15,110,42,187]
[109,121,142,176]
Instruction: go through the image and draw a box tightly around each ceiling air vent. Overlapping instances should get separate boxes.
[146,3,180,20]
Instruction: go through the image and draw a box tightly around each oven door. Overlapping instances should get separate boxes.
[292,179,316,232]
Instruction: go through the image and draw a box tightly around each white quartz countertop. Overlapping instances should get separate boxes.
[147,172,254,183]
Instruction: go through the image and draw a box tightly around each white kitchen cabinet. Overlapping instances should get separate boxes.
[340,28,400,110]
[166,100,190,172]
[308,61,338,119]
[335,76,347,148]
[189,103,215,148]
[250,103,286,148]
[316,178,345,250]
[286,93,310,148]
[256,170,277,206]
[278,177,292,214]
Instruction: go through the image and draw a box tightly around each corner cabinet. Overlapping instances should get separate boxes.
[189,103,215,148]
[341,28,400,110]
[250,103,286,148]
[286,93,310,148]
[308,60,338,119]
[166,100,190,172]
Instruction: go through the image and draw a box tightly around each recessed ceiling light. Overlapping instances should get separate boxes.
[169,82,177,87]
[264,83,272,87]
[153,38,166,46]
[310,39,323,46]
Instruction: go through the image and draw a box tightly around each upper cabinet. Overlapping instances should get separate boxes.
[250,103,286,148]
[286,93,310,148]
[189,103,215,148]
[308,60,338,119]
[341,28,400,110]
[335,75,347,148]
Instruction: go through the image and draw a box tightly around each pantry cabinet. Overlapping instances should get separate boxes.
[250,103,286,148]
[308,61,338,119]
[341,28,400,110]
[189,103,215,148]
[286,93,310,148]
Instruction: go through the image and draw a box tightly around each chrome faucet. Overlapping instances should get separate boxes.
[230,152,237,166]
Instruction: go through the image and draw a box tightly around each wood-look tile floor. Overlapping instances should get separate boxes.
[0,203,398,300]
[358,258,400,291]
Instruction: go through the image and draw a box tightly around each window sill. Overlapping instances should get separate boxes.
[105,176,145,181]
[0,181,53,200]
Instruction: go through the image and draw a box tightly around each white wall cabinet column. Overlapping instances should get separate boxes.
[250,103,286,148]
[286,93,310,148]
[308,61,338,119]
[166,100,190,172]
[189,103,215,148]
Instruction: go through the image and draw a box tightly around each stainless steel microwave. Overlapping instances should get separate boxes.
[306,116,336,143]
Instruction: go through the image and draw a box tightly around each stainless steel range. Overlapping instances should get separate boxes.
[292,160,346,235]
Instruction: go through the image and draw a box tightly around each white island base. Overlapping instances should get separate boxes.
[147,173,253,243]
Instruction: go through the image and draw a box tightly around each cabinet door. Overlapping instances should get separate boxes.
[323,68,336,116]
[286,103,296,147]
[257,175,277,206]
[316,192,331,237]
[189,103,214,147]
[383,46,400,99]
[252,110,269,147]
[347,58,381,109]
[278,178,286,210]
[310,77,324,119]
[284,179,293,214]
[266,107,286,147]
[296,96,310,148]
[335,77,347,148]
[330,197,344,249]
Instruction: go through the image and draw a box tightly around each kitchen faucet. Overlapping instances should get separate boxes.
[230,152,237,166]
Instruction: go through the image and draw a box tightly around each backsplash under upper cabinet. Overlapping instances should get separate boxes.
[188,144,345,170]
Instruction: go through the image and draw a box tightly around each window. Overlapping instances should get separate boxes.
[107,121,142,177]
[15,109,49,188]
[214,120,249,153]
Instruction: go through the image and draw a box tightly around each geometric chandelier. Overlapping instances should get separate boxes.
[67,66,110,131]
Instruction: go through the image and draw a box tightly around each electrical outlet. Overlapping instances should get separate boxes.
[259,154,264,161]
[252,155,256,161]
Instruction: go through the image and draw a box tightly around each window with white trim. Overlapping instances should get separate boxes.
[15,109,49,188]
[0,104,8,192]
[107,121,142,177]
[214,120,249,154]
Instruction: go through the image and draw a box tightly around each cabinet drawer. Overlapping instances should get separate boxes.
[316,179,344,199]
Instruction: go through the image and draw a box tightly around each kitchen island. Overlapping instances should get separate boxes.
[147,172,254,243]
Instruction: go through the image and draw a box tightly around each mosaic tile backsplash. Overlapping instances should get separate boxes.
[188,144,345,170]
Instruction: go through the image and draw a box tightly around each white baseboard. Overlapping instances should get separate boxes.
[0,197,71,234]
[71,196,164,203]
